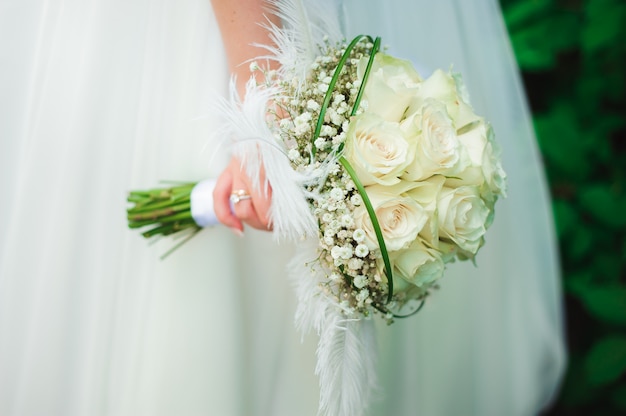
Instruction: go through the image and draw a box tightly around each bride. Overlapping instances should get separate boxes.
[0,0,565,415]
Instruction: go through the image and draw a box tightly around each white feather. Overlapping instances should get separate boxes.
[216,78,318,241]
[316,313,379,416]
[289,241,379,416]
[263,0,344,92]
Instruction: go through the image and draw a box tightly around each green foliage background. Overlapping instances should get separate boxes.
[499,0,626,413]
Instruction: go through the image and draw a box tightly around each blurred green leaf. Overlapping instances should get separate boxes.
[578,185,626,227]
[567,225,594,259]
[583,0,626,53]
[585,336,626,386]
[534,103,590,179]
[552,199,577,238]
[579,285,626,326]
[509,14,579,70]
[503,0,551,30]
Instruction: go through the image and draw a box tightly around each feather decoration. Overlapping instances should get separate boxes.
[316,313,379,416]
[216,77,317,241]
[289,239,380,416]
[262,0,343,93]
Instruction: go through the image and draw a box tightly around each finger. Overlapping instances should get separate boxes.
[213,169,243,233]
[230,179,267,230]
[237,161,273,230]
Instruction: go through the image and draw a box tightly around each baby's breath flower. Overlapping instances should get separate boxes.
[337,230,349,239]
[306,99,320,111]
[356,288,370,304]
[353,229,366,242]
[314,137,327,150]
[320,125,337,137]
[355,244,369,258]
[318,83,329,94]
[288,148,300,161]
[340,214,354,228]
[329,188,344,201]
[350,194,363,206]
[331,245,343,260]
[353,275,368,289]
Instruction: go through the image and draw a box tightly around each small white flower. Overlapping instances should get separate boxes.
[355,244,369,258]
[339,246,353,260]
[322,213,333,223]
[353,275,368,289]
[329,188,344,201]
[353,229,366,242]
[340,214,354,227]
[279,119,293,130]
[331,246,342,260]
[320,125,337,137]
[337,230,349,239]
[356,288,369,303]
[249,61,259,72]
[350,194,363,206]
[318,83,329,93]
[348,258,364,271]
[314,137,327,150]
[306,99,321,111]
[287,149,300,161]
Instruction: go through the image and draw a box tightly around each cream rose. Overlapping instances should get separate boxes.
[482,125,507,197]
[357,53,422,122]
[344,113,414,186]
[353,183,428,252]
[402,99,468,181]
[391,239,444,289]
[437,185,490,254]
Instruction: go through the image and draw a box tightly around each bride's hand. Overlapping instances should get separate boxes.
[213,157,273,234]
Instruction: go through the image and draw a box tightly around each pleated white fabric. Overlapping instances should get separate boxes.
[0,1,318,415]
[0,0,565,415]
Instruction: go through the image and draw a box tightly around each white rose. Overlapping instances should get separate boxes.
[437,186,490,254]
[410,69,479,128]
[344,113,415,186]
[447,122,507,199]
[353,183,428,251]
[404,175,446,245]
[357,53,422,122]
[391,239,444,289]
[402,99,468,181]
[482,125,507,198]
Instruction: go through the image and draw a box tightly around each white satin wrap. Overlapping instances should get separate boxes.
[190,178,219,227]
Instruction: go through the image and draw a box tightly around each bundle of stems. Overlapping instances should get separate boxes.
[127,182,200,240]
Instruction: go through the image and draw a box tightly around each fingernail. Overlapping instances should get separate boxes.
[230,227,244,237]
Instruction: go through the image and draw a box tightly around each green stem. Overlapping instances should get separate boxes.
[338,156,393,304]
[351,36,381,117]
[312,35,375,157]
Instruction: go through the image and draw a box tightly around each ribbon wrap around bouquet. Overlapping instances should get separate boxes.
[127,1,506,414]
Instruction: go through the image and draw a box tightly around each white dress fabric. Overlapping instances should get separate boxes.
[0,1,565,416]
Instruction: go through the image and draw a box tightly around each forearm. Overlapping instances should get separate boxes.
[211,0,280,95]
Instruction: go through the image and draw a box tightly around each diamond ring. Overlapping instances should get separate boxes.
[229,189,252,205]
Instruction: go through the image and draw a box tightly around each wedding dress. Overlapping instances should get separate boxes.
[0,1,564,416]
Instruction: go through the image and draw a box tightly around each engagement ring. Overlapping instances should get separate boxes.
[230,189,251,205]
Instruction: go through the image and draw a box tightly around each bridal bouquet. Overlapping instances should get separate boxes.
[127,1,506,414]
